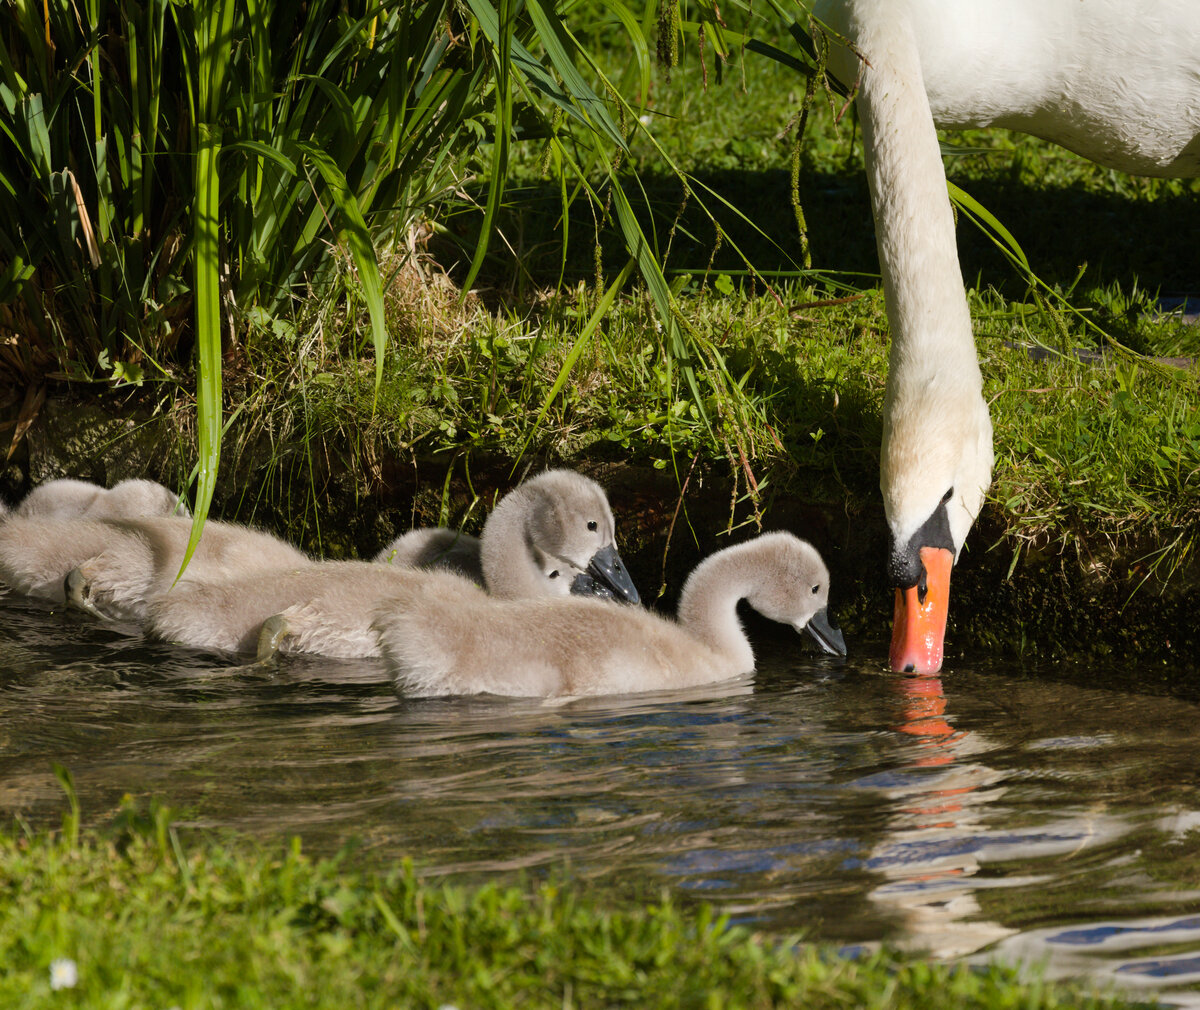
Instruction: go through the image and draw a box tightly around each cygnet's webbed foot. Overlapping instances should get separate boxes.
[64,567,114,621]
[255,613,292,664]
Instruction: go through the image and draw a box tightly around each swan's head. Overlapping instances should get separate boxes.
[741,532,847,656]
[521,470,640,604]
[882,375,993,674]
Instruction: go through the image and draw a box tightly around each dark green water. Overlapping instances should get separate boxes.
[2,592,1199,1006]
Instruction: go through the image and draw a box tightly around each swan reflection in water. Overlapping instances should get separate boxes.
[860,669,1200,1008]
[857,671,1020,957]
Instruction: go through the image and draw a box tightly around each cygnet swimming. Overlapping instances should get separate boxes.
[375,527,484,583]
[375,469,639,602]
[149,561,455,658]
[375,531,848,698]
[12,478,188,520]
[0,515,308,623]
[149,469,639,659]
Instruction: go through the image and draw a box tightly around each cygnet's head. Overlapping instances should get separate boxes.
[532,553,619,600]
[741,532,846,656]
[496,469,640,603]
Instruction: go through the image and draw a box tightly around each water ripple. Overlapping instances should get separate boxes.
[2,595,1200,1003]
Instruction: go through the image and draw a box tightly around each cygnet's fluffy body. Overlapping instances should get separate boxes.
[14,478,188,520]
[147,469,637,659]
[376,532,845,698]
[374,527,484,585]
[0,516,307,622]
[149,561,449,657]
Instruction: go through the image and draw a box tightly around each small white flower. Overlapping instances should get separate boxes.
[49,958,78,990]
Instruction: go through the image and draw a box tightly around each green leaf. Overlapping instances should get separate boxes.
[295,141,389,403]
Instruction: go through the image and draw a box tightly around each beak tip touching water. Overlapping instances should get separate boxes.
[804,606,848,657]
[889,546,953,675]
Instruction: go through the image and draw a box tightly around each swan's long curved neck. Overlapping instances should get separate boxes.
[857,15,979,383]
[675,554,755,672]
[851,11,992,556]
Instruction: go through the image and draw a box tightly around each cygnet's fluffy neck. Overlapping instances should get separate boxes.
[675,532,833,673]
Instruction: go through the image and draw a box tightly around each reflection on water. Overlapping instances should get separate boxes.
[3,593,1200,1005]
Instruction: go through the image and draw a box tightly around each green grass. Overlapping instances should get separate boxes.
[388,40,1200,575]
[0,802,1150,1009]
[213,249,1198,574]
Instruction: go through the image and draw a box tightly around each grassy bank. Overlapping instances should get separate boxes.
[0,806,1146,1009]
[133,243,1197,666]
[10,235,1200,667]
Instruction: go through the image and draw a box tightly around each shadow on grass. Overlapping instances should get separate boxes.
[435,162,1200,340]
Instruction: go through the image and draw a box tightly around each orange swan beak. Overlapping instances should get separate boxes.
[889,545,953,674]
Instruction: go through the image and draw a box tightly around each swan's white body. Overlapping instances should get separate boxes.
[817,0,1200,176]
[812,0,1200,671]
[377,532,843,698]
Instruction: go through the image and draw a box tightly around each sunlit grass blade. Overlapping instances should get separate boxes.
[599,0,652,108]
[459,0,513,294]
[946,180,1030,272]
[524,0,627,147]
[517,256,637,461]
[610,174,713,436]
[297,141,389,401]
[178,0,237,578]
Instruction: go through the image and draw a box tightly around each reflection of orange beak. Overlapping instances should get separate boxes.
[896,676,954,739]
[890,546,953,674]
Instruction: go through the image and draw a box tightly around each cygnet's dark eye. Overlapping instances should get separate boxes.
[548,570,560,579]
[941,487,954,504]
[811,584,820,594]
[587,520,598,531]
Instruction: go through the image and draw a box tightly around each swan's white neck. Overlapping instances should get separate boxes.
[816,5,993,554]
[858,16,976,378]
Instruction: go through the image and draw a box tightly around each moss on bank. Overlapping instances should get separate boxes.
[0,810,1148,1009]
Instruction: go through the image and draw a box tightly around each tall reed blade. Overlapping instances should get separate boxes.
[178,0,237,578]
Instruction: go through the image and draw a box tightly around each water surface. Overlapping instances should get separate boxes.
[2,593,1199,1006]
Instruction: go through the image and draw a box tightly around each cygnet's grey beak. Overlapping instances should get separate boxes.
[569,572,615,599]
[803,607,847,656]
[587,543,640,605]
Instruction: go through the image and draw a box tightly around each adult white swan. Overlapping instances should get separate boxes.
[812,0,1200,672]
